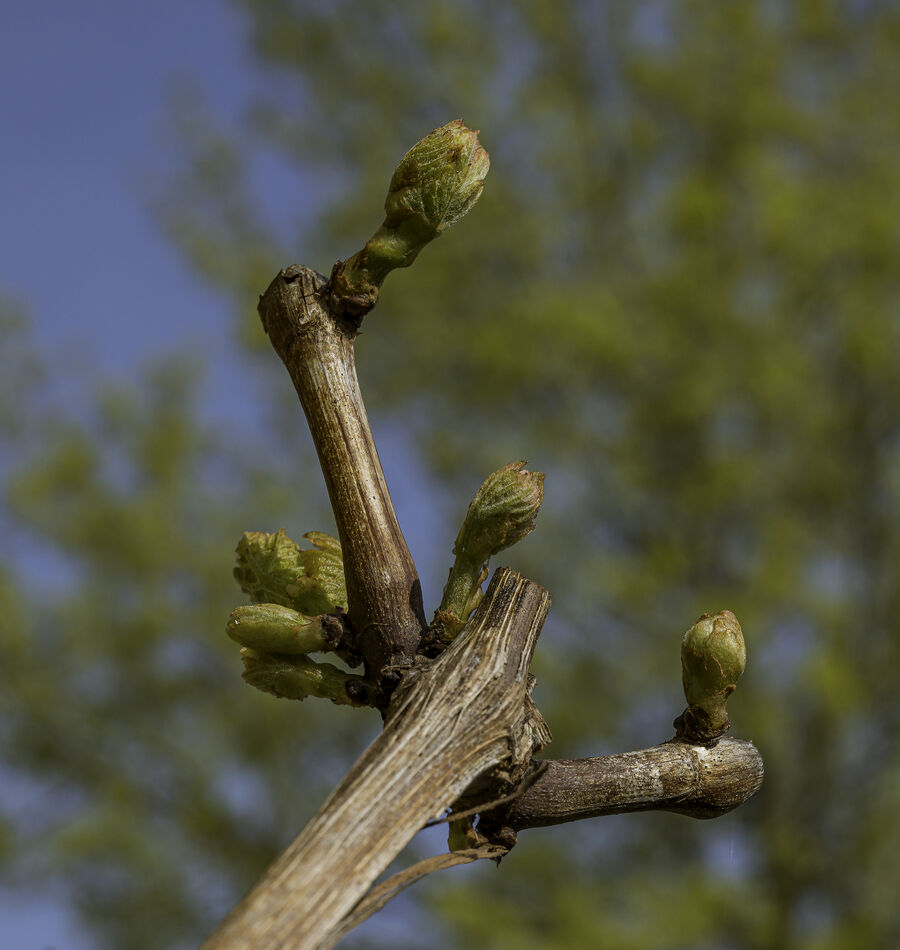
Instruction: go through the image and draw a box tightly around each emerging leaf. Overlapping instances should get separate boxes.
[233,529,347,615]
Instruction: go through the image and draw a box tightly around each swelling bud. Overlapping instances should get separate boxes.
[233,529,347,615]
[329,120,489,317]
[226,603,330,655]
[240,649,370,707]
[427,461,544,652]
[454,461,544,563]
[678,610,746,742]
[383,119,490,241]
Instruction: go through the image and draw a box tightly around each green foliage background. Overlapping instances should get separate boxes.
[3,1,900,947]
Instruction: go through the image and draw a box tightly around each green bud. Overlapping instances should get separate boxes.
[454,461,544,564]
[425,463,543,654]
[233,529,347,615]
[240,649,371,707]
[383,119,490,241]
[226,604,330,655]
[328,120,489,317]
[679,610,746,740]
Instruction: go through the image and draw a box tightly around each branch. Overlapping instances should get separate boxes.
[201,567,551,950]
[209,122,765,949]
[503,737,764,829]
[258,265,424,690]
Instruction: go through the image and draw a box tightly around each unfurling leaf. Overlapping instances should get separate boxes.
[233,529,347,615]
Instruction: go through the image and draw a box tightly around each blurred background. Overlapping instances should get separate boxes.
[2,1,899,948]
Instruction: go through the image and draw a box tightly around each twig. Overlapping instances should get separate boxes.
[329,844,508,944]
[201,568,551,950]
[258,265,425,695]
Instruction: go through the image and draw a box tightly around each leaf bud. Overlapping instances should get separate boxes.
[383,119,490,242]
[226,603,329,655]
[328,120,489,317]
[233,529,347,615]
[679,610,746,740]
[240,649,370,706]
[454,461,544,564]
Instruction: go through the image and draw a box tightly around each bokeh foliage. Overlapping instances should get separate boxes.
[3,1,900,947]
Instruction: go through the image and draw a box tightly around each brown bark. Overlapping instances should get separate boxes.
[258,265,425,696]
[505,737,764,828]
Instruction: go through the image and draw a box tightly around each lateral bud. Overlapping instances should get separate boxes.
[454,461,544,564]
[676,610,746,744]
[240,649,372,707]
[424,462,544,654]
[232,529,347,616]
[226,604,332,655]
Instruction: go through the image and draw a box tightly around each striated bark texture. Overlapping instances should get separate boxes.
[203,568,551,950]
[258,265,425,694]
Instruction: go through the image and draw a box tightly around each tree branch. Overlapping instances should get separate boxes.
[209,122,765,949]
[322,738,762,940]
[503,737,764,829]
[202,567,551,950]
[258,264,424,692]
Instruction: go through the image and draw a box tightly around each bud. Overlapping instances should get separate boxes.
[454,461,544,564]
[233,529,346,615]
[240,649,370,706]
[680,610,746,738]
[383,120,490,242]
[287,532,347,616]
[226,603,329,655]
[328,121,489,317]
[426,462,544,652]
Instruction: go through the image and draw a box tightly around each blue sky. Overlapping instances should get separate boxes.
[0,1,266,453]
[1,2,252,360]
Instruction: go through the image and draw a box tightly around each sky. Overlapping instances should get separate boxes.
[1,6,246,944]
[1,6,451,946]
[1,2,252,390]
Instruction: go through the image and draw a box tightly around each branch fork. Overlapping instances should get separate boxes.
[204,122,763,950]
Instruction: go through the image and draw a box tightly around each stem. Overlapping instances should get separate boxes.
[503,737,764,829]
[258,265,425,696]
[437,552,485,634]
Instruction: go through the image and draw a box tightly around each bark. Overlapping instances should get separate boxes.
[202,567,551,950]
[258,265,425,695]
[505,737,764,828]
